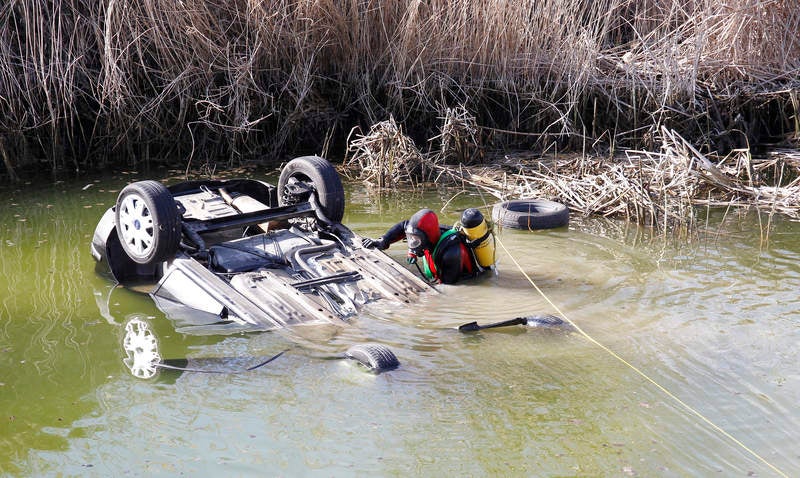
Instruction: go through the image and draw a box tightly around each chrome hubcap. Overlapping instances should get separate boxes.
[118,194,154,257]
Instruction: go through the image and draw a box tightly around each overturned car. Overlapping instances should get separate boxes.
[91,156,434,376]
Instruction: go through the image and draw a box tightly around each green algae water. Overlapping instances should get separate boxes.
[1,171,798,477]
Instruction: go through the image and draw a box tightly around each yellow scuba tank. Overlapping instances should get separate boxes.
[459,208,495,269]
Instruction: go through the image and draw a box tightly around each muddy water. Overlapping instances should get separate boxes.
[1,172,798,476]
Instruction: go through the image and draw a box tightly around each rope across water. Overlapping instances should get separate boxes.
[494,234,788,478]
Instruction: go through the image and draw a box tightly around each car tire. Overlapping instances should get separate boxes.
[115,180,182,265]
[345,343,400,373]
[278,156,345,223]
[492,199,569,230]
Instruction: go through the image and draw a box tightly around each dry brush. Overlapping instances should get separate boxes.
[1,0,798,180]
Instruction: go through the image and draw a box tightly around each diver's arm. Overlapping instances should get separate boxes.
[362,220,408,250]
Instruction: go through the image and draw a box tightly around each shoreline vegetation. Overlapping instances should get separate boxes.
[2,0,799,229]
[344,115,800,232]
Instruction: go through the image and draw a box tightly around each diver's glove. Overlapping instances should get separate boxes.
[361,237,388,250]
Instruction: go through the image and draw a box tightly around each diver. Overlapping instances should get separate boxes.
[361,208,495,284]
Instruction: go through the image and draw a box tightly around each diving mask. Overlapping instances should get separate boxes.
[406,233,423,251]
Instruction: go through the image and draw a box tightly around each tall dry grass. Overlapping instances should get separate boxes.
[1,0,798,179]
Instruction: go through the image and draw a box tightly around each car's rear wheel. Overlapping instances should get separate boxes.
[278,156,345,223]
[115,180,182,265]
[346,343,399,373]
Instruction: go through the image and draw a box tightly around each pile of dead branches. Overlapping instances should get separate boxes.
[343,117,430,187]
[433,127,800,232]
[344,107,485,186]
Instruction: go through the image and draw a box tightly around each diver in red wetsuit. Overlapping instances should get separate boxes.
[361,208,482,284]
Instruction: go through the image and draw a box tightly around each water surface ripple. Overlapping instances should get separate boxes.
[1,178,798,476]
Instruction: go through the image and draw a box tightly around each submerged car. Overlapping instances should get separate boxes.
[91,156,434,377]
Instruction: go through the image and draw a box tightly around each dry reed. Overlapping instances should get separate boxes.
[431,106,482,165]
[1,0,798,180]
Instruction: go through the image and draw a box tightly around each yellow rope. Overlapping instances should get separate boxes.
[495,234,788,478]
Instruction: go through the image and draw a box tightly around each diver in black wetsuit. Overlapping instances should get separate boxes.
[361,208,481,284]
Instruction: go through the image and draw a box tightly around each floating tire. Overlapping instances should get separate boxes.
[115,180,182,265]
[278,156,345,223]
[492,199,569,230]
[345,343,400,373]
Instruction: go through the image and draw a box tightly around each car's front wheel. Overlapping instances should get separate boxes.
[115,180,182,265]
